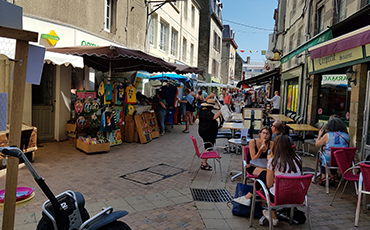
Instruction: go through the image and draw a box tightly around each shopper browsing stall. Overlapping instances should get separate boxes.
[156,91,167,136]
[177,88,194,133]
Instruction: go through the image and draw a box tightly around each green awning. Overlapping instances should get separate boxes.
[281,29,333,64]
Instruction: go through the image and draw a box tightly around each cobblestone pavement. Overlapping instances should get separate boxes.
[0,122,369,229]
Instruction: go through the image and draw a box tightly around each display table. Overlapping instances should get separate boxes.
[0,123,37,167]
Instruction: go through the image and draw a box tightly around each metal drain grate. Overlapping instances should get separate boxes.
[190,188,233,202]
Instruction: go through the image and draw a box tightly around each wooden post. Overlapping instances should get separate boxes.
[2,40,29,230]
[0,26,37,230]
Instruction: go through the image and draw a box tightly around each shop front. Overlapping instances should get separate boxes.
[307,25,370,159]
[280,65,303,116]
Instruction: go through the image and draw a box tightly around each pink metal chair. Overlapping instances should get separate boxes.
[314,147,357,194]
[242,146,257,184]
[189,135,222,180]
[249,174,312,230]
[330,149,359,205]
[355,163,370,227]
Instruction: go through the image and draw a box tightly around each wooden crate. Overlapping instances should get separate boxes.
[76,139,110,154]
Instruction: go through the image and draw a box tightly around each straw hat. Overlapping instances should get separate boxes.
[201,99,220,109]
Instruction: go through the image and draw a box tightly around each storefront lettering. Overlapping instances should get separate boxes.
[340,53,352,61]
[322,75,347,82]
[318,54,336,65]
[81,40,99,47]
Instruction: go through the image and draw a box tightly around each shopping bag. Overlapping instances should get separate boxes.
[232,183,263,218]
[215,98,231,121]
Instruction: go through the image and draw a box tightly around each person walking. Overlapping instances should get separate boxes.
[178,88,194,133]
[266,91,281,114]
[195,90,205,121]
[156,90,167,136]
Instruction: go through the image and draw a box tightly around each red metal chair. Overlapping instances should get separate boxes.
[330,149,359,205]
[189,135,222,181]
[249,174,312,230]
[242,146,257,184]
[314,147,357,194]
[355,163,370,227]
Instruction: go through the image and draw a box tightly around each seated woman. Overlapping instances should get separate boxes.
[315,117,349,185]
[234,135,302,226]
[245,126,273,176]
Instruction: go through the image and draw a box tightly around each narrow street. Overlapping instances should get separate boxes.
[0,123,370,229]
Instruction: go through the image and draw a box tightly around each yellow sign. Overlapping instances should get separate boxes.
[41,30,60,46]
[313,46,363,71]
[365,44,370,57]
[134,77,142,88]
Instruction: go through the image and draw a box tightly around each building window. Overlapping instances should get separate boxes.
[317,5,325,33]
[170,29,178,57]
[183,0,188,19]
[191,5,195,27]
[182,37,187,61]
[289,34,294,52]
[149,14,156,45]
[297,27,303,46]
[212,59,219,77]
[318,74,350,124]
[159,21,168,52]
[190,43,194,65]
[285,78,299,112]
[339,0,346,22]
[213,31,220,52]
[104,0,112,32]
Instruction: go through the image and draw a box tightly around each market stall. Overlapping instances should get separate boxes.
[48,46,175,151]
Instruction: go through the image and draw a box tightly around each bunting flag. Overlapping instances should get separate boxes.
[240,50,245,53]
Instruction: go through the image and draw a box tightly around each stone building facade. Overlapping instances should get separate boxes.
[197,0,223,82]
[221,25,237,85]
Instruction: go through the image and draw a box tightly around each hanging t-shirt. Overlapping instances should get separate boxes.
[98,81,105,97]
[117,85,125,101]
[105,84,114,101]
[125,85,136,104]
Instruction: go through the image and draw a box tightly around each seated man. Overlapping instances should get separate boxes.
[271,120,294,145]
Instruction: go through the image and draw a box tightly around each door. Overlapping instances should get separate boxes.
[361,71,370,160]
[32,64,55,142]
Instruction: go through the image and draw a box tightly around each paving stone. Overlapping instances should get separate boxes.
[203,218,230,229]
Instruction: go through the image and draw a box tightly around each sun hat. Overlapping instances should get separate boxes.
[201,99,220,109]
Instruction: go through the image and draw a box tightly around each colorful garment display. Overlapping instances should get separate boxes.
[125,85,136,104]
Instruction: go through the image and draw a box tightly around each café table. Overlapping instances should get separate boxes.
[286,124,319,155]
[227,137,251,154]
[268,114,294,123]
[221,122,248,138]
[230,113,243,121]
[250,158,268,169]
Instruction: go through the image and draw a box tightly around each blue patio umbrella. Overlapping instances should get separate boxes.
[149,73,190,83]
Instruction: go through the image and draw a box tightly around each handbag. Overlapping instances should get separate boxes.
[232,183,263,218]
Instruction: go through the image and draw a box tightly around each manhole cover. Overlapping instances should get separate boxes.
[190,188,233,202]
[121,163,185,185]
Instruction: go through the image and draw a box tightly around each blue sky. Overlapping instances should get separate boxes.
[221,0,278,63]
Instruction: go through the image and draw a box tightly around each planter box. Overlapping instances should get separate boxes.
[76,140,110,154]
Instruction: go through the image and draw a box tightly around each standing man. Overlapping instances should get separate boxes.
[266,91,281,114]
[178,88,194,133]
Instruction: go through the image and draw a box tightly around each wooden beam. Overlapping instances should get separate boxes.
[0,26,38,42]
[2,40,29,230]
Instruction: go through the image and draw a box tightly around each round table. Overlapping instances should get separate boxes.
[228,138,251,154]
[250,158,268,169]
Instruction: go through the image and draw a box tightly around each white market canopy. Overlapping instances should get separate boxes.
[44,51,84,68]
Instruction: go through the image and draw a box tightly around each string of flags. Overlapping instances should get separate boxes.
[236,50,267,55]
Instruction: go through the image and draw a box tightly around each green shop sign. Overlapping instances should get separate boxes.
[281,29,333,64]
[41,34,60,41]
